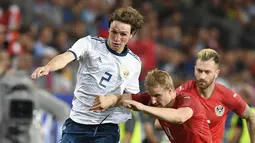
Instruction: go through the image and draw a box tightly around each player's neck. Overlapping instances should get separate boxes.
[166,98,176,108]
[197,83,215,99]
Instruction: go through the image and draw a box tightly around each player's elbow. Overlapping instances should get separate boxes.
[174,116,187,124]
[58,53,72,66]
[246,110,255,126]
[58,52,75,66]
[173,107,193,124]
[171,112,191,124]
[247,116,255,128]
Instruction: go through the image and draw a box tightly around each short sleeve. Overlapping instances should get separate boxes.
[131,92,151,105]
[176,80,194,93]
[224,89,247,115]
[176,85,183,93]
[124,63,141,94]
[176,93,198,114]
[68,36,92,60]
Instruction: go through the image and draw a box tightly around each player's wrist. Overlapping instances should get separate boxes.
[140,104,146,112]
[107,94,118,107]
[44,65,51,72]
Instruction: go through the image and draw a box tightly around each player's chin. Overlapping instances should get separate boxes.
[112,43,122,49]
[198,84,208,90]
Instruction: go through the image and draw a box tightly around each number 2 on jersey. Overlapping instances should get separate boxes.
[99,72,112,88]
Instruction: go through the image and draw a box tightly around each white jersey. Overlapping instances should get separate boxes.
[68,35,141,125]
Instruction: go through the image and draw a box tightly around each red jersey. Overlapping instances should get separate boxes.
[128,40,157,80]
[176,80,247,143]
[132,92,212,143]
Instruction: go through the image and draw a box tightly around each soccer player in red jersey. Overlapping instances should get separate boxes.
[176,49,255,143]
[91,69,212,143]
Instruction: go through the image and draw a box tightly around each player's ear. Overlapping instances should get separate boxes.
[130,33,134,39]
[215,69,220,78]
[130,29,137,39]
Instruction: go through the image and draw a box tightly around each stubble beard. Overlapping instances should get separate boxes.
[197,79,214,90]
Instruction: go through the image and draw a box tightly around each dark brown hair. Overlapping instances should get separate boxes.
[109,6,144,34]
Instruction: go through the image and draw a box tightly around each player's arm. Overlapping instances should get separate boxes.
[45,52,75,71]
[90,93,132,112]
[227,89,255,143]
[142,106,193,124]
[31,36,91,79]
[124,100,193,124]
[90,92,150,112]
[31,52,75,79]
[240,104,255,143]
[43,52,75,72]
[229,117,243,143]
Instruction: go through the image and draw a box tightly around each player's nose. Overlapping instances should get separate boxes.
[199,72,206,79]
[151,97,157,105]
[114,34,121,41]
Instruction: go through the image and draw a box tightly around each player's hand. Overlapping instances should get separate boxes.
[90,95,115,112]
[123,100,145,111]
[30,66,50,79]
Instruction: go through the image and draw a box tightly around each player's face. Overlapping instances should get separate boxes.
[148,86,175,107]
[195,59,220,90]
[108,21,133,53]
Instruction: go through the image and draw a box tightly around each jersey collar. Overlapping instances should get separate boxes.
[105,40,129,56]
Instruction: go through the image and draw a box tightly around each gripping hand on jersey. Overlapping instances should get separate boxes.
[30,66,50,79]
[90,95,116,112]
[123,100,145,111]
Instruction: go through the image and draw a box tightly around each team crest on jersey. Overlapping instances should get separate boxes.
[215,105,225,116]
[120,67,130,78]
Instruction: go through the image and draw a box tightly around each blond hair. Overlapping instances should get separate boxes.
[145,69,175,91]
[109,6,144,34]
[196,48,220,67]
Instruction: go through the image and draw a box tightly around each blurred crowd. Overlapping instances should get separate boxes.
[0,0,254,94]
[0,0,255,142]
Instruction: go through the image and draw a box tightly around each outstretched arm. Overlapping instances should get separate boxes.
[240,104,255,143]
[90,94,132,112]
[30,52,75,79]
[124,100,193,124]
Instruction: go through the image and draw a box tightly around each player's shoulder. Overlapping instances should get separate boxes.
[127,48,141,63]
[215,82,234,96]
[177,91,204,114]
[75,35,103,44]
[90,36,106,43]
[177,91,197,102]
[76,35,105,45]
[81,35,107,51]
[177,80,196,91]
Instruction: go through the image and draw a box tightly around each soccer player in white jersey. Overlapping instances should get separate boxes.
[30,7,144,143]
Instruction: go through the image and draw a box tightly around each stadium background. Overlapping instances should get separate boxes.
[0,0,255,143]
